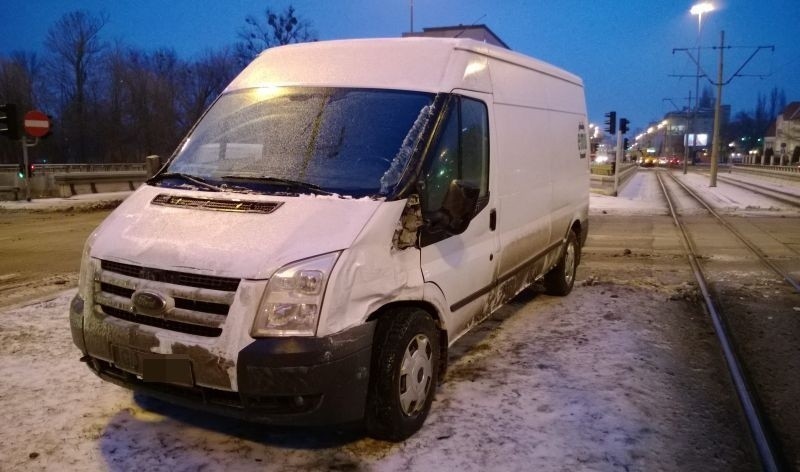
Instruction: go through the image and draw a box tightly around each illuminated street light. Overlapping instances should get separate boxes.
[690,2,714,19]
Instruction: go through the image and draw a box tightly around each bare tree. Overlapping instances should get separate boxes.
[45,10,107,161]
[236,5,316,65]
[180,48,241,132]
[767,87,787,121]
[0,52,45,163]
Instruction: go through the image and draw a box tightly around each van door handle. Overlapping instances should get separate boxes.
[489,209,497,231]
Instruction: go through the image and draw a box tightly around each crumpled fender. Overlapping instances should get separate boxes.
[317,200,431,337]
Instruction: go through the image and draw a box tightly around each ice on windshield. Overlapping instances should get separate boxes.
[167,87,435,197]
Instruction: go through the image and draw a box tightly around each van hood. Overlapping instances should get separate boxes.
[90,185,383,280]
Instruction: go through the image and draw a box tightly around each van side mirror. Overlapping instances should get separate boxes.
[428,179,480,235]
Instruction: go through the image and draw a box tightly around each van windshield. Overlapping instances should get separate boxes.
[164,87,436,198]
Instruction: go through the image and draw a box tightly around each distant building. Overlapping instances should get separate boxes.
[763,102,800,165]
[402,24,510,49]
[639,105,729,163]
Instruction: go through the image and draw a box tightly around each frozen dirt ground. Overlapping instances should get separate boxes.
[4,169,800,471]
[0,281,756,471]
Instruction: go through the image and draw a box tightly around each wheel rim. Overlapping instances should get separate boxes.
[398,334,433,416]
[564,241,576,286]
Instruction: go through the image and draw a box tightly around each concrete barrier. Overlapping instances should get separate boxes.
[590,164,637,196]
[732,164,800,182]
[0,185,20,201]
[54,171,148,197]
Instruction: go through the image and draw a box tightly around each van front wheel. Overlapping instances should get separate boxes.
[365,308,440,441]
[544,230,579,296]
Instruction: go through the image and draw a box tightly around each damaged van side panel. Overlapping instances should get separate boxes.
[319,200,427,337]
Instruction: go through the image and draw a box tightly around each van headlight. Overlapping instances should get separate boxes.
[251,252,340,337]
[78,235,96,301]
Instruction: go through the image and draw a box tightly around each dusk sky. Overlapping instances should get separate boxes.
[2,0,799,133]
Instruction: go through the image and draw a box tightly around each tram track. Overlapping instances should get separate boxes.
[665,171,800,292]
[655,169,788,471]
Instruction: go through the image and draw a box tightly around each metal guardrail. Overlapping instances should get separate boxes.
[0,160,159,200]
[0,163,146,173]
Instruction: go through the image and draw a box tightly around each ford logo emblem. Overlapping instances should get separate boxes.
[131,289,169,316]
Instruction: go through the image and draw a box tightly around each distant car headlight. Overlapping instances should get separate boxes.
[251,252,340,337]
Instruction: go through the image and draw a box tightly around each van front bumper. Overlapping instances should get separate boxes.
[79,318,376,427]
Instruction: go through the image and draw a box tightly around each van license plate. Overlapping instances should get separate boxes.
[141,356,194,387]
[112,345,140,372]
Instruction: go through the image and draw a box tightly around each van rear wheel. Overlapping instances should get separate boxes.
[544,230,579,296]
[365,308,440,441]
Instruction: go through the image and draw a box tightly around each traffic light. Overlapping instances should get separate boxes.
[17,163,24,179]
[27,164,35,178]
[604,111,616,135]
[619,118,629,135]
[0,103,20,140]
[623,138,629,150]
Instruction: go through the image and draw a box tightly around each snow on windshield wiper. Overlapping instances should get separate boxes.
[220,175,333,195]
[147,172,223,192]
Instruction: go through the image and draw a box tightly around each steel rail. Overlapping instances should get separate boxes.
[667,171,800,293]
[655,170,782,472]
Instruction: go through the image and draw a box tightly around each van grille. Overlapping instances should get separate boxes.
[95,260,239,338]
[99,283,231,316]
[99,305,223,337]
[151,194,283,214]
[101,260,240,292]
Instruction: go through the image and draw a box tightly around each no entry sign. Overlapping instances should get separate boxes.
[24,110,50,138]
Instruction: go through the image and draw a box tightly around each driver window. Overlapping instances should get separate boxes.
[422,96,489,213]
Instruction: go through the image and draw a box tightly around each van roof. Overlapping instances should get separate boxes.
[225,37,582,94]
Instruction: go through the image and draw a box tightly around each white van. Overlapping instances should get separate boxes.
[70,38,589,440]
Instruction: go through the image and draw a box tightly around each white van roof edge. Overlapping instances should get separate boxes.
[228,37,582,94]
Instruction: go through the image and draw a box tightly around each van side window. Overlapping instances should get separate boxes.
[422,96,489,213]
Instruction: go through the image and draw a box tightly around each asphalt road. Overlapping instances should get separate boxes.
[0,209,111,307]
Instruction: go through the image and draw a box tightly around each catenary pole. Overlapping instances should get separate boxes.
[709,30,724,187]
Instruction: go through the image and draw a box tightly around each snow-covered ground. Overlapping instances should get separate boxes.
[591,167,800,218]
[4,168,799,471]
[0,191,132,213]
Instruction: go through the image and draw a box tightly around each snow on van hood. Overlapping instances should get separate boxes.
[89,185,382,280]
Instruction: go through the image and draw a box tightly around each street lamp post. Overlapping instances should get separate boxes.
[686,2,714,175]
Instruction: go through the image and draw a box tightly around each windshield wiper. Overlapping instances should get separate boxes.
[147,172,223,192]
[220,175,333,195]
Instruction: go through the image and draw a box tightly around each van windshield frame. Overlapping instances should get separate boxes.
[160,87,436,198]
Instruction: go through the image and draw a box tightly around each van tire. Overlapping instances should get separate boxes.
[544,230,579,296]
[365,308,440,441]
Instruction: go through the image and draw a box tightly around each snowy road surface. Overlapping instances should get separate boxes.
[4,168,799,471]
